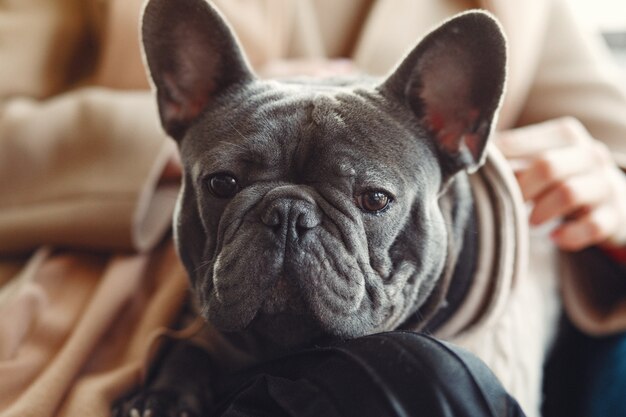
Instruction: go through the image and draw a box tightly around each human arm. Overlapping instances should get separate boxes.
[492,0,626,334]
[494,0,626,254]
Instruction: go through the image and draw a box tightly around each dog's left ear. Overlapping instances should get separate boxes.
[380,11,506,177]
[142,0,254,140]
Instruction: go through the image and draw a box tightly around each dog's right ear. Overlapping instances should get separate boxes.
[142,0,254,140]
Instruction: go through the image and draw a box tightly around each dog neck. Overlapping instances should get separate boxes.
[401,172,479,333]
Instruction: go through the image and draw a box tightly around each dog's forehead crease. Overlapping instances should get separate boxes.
[179,87,318,153]
[183,83,438,212]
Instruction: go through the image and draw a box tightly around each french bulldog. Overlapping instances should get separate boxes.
[116,0,506,415]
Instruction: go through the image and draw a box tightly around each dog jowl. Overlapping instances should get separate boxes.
[141,0,506,352]
[117,0,507,414]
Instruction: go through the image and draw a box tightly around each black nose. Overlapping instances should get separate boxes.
[261,198,321,239]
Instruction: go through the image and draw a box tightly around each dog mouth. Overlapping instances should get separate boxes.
[203,226,407,341]
[196,185,428,346]
[258,274,306,315]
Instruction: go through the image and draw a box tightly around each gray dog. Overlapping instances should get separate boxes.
[117,0,507,415]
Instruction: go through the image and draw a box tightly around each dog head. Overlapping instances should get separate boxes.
[142,0,506,350]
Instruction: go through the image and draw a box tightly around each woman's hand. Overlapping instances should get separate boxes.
[495,117,626,251]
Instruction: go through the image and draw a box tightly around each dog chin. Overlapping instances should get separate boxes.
[242,312,329,354]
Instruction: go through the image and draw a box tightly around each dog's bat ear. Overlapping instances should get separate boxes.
[379,11,506,177]
[142,0,254,141]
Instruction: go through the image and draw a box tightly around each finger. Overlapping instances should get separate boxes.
[551,204,618,251]
[494,117,587,158]
[516,145,599,201]
[529,172,610,225]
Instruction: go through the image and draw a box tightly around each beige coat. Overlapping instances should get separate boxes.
[1,0,626,416]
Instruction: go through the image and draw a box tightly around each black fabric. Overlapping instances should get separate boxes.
[542,315,587,417]
[213,332,526,417]
[541,249,626,417]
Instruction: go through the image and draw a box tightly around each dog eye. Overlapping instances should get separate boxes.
[356,190,393,214]
[207,173,239,198]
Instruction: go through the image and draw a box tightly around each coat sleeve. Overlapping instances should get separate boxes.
[514,0,626,335]
[0,89,178,254]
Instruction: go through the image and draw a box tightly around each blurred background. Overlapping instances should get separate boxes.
[570,0,626,74]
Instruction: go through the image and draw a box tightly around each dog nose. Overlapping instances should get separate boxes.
[261,198,322,239]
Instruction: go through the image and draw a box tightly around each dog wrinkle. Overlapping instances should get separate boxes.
[317,237,363,287]
[385,261,416,297]
[195,278,212,317]
[379,263,423,329]
[310,94,347,128]
[213,187,269,256]
[219,215,246,248]
[210,253,234,305]
[213,244,269,293]
[301,262,356,314]
[209,229,284,319]
[315,198,363,253]
[310,244,367,312]
[313,184,359,220]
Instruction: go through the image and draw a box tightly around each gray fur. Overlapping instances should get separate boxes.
[142,0,507,352]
